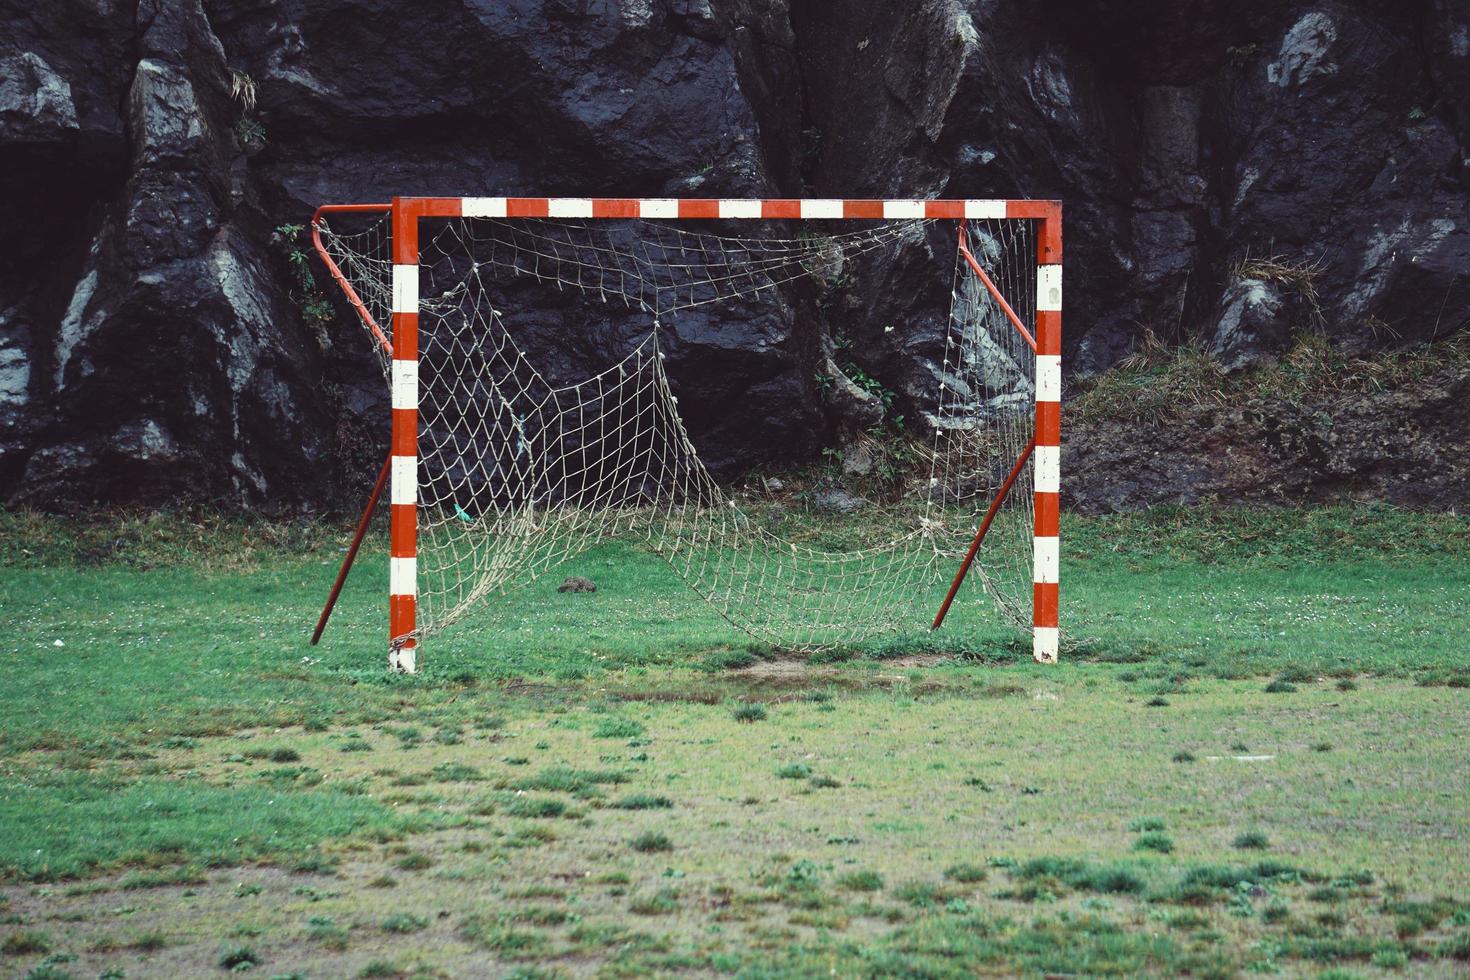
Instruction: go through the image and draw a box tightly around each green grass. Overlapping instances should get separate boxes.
[0,773,404,882]
[1133,832,1175,854]
[2,504,1466,759]
[0,504,1466,976]
[613,794,673,810]
[629,832,672,853]
[731,703,767,723]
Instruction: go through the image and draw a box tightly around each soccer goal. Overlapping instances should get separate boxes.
[310,197,1061,673]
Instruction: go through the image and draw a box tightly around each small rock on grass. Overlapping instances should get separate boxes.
[809,489,869,514]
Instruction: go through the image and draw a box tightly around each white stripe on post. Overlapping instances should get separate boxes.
[800,200,844,219]
[389,556,417,596]
[394,646,416,674]
[1033,536,1059,584]
[1038,264,1062,311]
[1033,627,1060,663]
[548,198,593,217]
[1036,355,1062,402]
[1034,445,1060,494]
[390,456,418,506]
[718,200,763,218]
[883,200,926,219]
[461,197,508,217]
[390,360,418,411]
[391,265,419,314]
[640,199,678,219]
[965,200,1008,220]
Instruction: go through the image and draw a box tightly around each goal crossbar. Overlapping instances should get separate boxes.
[310,197,1063,673]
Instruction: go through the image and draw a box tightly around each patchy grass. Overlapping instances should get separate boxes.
[0,505,1466,975]
[629,832,672,854]
[838,870,885,892]
[509,767,627,795]
[1133,832,1175,855]
[731,703,767,723]
[593,718,646,739]
[380,913,427,934]
[216,944,259,970]
[1,931,49,955]
[0,774,403,882]
[613,794,674,811]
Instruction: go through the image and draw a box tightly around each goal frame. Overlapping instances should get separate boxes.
[311,197,1062,673]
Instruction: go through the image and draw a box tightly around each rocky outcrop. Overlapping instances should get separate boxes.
[1209,279,1291,371]
[2,0,333,506]
[0,0,1466,510]
[1068,359,1470,512]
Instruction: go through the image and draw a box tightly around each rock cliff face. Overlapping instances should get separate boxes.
[1,0,1466,510]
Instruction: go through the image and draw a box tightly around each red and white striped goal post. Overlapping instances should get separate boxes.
[311,197,1062,672]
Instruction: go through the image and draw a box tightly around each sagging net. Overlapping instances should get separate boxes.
[317,211,1037,650]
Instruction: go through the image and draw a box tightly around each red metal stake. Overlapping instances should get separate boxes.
[311,453,392,645]
[932,438,1037,630]
[958,224,1037,352]
[310,203,394,357]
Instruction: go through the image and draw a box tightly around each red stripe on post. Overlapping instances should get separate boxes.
[391,409,417,457]
[678,199,720,219]
[506,198,550,217]
[390,316,418,360]
[1005,200,1060,221]
[1036,400,1060,446]
[761,200,802,219]
[392,199,462,261]
[1036,310,1062,355]
[925,201,965,219]
[389,593,416,633]
[1033,582,1059,626]
[390,503,416,555]
[401,198,463,218]
[391,212,417,265]
[1007,201,1064,262]
[1034,491,1060,537]
[842,200,885,219]
[593,199,640,218]
[1038,226,1062,265]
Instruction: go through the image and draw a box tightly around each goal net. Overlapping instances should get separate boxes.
[313,198,1061,672]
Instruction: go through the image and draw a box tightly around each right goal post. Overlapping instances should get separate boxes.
[311,197,1061,671]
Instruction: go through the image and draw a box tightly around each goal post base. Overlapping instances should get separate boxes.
[1033,627,1060,664]
[389,640,417,674]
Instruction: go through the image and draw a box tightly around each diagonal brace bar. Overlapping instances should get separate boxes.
[958,224,1037,353]
[311,203,394,357]
[311,453,392,645]
[932,437,1037,630]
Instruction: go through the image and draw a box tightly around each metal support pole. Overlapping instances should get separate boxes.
[310,453,391,645]
[932,438,1036,631]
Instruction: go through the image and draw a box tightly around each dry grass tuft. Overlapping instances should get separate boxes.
[228,69,257,111]
[1074,330,1469,427]
[1231,251,1327,327]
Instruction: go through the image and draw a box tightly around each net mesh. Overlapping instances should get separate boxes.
[318,211,1037,650]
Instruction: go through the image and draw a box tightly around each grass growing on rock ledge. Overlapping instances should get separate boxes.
[1071,328,1470,426]
[1,503,1467,976]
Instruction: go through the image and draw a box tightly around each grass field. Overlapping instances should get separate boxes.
[2,504,1468,978]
